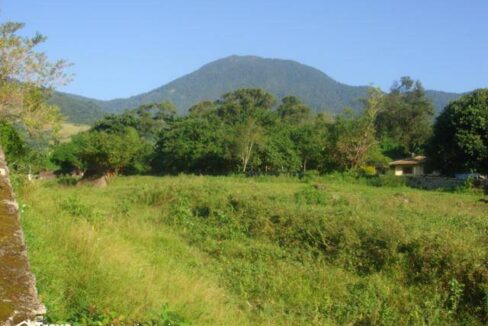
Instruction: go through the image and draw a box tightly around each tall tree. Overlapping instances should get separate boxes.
[232,118,264,173]
[188,100,216,117]
[216,88,275,124]
[73,127,143,177]
[258,126,301,174]
[291,123,327,172]
[216,89,275,172]
[0,22,70,137]
[153,115,232,174]
[329,88,384,170]
[427,89,488,175]
[131,101,176,140]
[376,77,435,156]
[277,96,312,124]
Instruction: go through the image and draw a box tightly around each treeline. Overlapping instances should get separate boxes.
[1,22,486,179]
[46,78,487,179]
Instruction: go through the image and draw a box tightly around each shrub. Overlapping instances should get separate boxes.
[366,174,406,188]
[295,186,328,205]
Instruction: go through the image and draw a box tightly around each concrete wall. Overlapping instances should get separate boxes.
[406,176,464,190]
[393,164,424,176]
[0,148,45,325]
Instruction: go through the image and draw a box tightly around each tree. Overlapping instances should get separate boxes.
[277,96,312,124]
[0,22,69,137]
[427,89,488,175]
[0,121,26,163]
[232,118,264,173]
[131,101,176,140]
[258,126,301,174]
[188,100,216,117]
[215,89,276,173]
[153,116,231,174]
[51,141,84,175]
[74,127,143,177]
[376,77,435,156]
[291,122,327,172]
[92,113,139,134]
[329,89,384,170]
[94,101,176,141]
[216,88,275,124]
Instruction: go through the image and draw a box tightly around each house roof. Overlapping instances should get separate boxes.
[389,155,426,166]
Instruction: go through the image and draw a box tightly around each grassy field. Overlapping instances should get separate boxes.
[18,175,487,325]
[58,123,90,141]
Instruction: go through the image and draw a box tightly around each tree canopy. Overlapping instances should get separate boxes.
[427,89,488,175]
[0,22,70,138]
[376,77,435,156]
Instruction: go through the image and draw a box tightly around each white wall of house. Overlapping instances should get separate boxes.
[394,166,403,176]
[393,165,424,176]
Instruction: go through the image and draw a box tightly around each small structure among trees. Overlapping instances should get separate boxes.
[389,155,426,176]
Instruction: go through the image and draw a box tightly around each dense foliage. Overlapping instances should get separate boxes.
[47,92,105,124]
[150,89,389,175]
[376,77,435,156]
[427,89,488,175]
[51,84,488,179]
[0,121,26,162]
[0,22,69,138]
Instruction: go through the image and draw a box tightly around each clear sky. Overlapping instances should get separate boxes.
[1,0,487,100]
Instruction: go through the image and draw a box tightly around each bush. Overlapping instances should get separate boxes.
[300,169,321,182]
[366,174,406,188]
[359,165,376,176]
[294,186,328,205]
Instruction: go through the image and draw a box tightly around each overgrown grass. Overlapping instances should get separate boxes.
[58,123,90,141]
[19,175,487,325]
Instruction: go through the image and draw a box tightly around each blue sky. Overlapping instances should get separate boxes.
[2,0,487,100]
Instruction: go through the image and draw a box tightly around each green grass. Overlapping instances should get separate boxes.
[18,175,487,325]
[58,123,90,141]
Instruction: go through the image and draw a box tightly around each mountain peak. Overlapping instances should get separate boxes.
[51,56,462,123]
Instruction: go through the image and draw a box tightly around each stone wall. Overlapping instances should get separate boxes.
[406,176,464,190]
[0,148,45,325]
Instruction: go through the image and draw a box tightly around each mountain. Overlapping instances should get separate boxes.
[51,55,463,123]
[424,90,463,113]
[98,55,372,114]
[48,92,105,124]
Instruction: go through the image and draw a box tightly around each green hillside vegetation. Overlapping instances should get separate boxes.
[48,92,106,124]
[58,123,90,141]
[50,56,462,123]
[52,84,448,180]
[99,56,371,114]
[20,175,487,325]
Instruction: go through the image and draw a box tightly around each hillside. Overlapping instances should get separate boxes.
[99,55,372,114]
[424,89,463,112]
[51,55,462,122]
[48,92,106,124]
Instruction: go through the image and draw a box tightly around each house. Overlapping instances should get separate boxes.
[389,155,426,176]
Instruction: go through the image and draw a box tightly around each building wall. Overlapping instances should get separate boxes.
[393,164,424,176]
[413,165,424,176]
[394,166,403,176]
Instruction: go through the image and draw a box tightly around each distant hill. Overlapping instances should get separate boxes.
[48,92,105,124]
[424,90,463,113]
[51,55,463,122]
[98,55,372,114]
